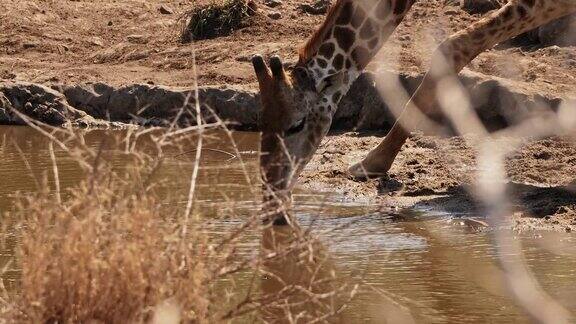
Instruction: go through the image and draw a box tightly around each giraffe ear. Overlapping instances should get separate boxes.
[316,71,345,94]
[252,54,272,85]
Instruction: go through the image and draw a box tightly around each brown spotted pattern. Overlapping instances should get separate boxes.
[306,0,417,104]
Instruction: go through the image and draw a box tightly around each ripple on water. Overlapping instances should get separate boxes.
[292,212,427,255]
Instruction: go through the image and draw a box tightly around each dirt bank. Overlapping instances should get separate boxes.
[301,133,576,232]
[1,0,575,231]
[2,67,567,130]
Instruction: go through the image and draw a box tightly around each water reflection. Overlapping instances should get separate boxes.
[260,224,349,322]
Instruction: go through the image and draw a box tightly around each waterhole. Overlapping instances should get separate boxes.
[1,125,575,322]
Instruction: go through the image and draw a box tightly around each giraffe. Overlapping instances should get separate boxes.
[252,0,576,224]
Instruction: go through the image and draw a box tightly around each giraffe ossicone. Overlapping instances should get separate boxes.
[253,0,576,225]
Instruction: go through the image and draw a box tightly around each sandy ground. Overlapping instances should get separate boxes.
[1,0,575,230]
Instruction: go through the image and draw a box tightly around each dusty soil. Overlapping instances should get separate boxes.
[1,0,575,231]
[1,0,575,95]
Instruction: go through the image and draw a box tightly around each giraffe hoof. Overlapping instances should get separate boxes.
[348,161,388,181]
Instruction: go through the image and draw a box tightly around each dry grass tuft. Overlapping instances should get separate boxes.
[181,0,257,42]
[7,172,210,323]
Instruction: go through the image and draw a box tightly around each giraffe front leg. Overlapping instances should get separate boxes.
[349,0,576,179]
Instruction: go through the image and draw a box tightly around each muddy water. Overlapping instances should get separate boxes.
[1,125,576,323]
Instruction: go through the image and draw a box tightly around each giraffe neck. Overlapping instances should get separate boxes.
[299,0,416,105]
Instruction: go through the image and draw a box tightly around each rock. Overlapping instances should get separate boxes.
[159,4,174,14]
[0,93,12,122]
[398,34,412,42]
[0,82,99,127]
[247,0,258,13]
[264,0,282,8]
[509,14,576,47]
[298,0,331,15]
[58,83,260,129]
[267,11,282,20]
[0,71,16,80]
[398,34,411,42]
[0,68,568,132]
[444,8,459,15]
[126,34,148,44]
[534,151,552,160]
[22,42,37,49]
[538,14,576,46]
[443,0,461,6]
[460,0,503,14]
[334,71,422,131]
[90,37,104,47]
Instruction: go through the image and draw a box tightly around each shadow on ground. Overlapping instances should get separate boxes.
[411,182,576,225]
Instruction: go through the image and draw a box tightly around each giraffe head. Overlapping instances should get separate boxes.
[252,0,401,222]
[252,54,346,222]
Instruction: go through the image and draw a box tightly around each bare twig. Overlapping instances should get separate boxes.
[48,141,61,204]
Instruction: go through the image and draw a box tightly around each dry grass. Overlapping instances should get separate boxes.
[2,150,211,322]
[181,0,257,42]
[0,123,357,323]
[15,191,207,322]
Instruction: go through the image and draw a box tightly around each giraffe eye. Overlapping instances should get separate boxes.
[286,117,306,136]
[294,67,309,80]
[293,67,316,92]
